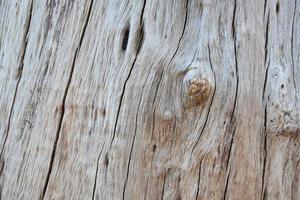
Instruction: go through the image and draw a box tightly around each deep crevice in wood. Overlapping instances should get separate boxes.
[122,27,130,51]
[41,0,95,198]
[1,0,298,198]
[195,160,202,200]
[121,4,147,199]
[41,48,77,199]
[261,10,270,198]
[223,167,231,200]
[136,22,145,54]
[0,159,4,178]
[229,0,238,131]
[231,0,237,44]
[262,62,270,102]
[222,1,239,198]
[261,103,268,200]
[92,147,103,200]
[160,173,167,200]
[223,96,237,199]
[291,0,297,102]
[109,0,147,149]
[104,153,109,167]
[150,0,189,139]
[122,44,152,200]
[263,0,268,17]
[143,5,192,196]
[168,0,189,63]
[276,2,280,14]
[264,13,269,71]
[122,80,144,200]
[190,42,216,156]
[0,0,34,157]
[225,125,236,173]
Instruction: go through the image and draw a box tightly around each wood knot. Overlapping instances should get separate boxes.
[188,79,210,104]
[182,66,213,107]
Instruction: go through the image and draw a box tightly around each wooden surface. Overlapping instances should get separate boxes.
[0,0,299,199]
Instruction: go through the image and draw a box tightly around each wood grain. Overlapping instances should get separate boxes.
[0,0,299,199]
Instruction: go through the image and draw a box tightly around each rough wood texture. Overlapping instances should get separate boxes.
[0,0,299,199]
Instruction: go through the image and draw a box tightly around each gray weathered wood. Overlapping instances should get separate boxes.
[0,0,299,199]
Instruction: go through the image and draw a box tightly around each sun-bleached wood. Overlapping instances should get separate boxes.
[0,0,299,199]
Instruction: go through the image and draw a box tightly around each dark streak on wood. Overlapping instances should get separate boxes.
[0,0,34,157]
[122,27,130,51]
[41,0,95,198]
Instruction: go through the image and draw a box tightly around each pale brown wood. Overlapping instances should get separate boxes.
[0,0,299,199]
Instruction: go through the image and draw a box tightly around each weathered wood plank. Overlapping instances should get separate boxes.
[0,0,299,199]
[0,0,33,155]
[263,0,300,199]
[0,0,93,199]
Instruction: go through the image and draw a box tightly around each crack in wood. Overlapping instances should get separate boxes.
[261,10,270,199]
[120,1,189,198]
[160,172,167,200]
[264,13,270,73]
[223,166,232,200]
[150,0,190,141]
[276,2,280,14]
[0,0,34,157]
[122,56,153,200]
[195,158,203,200]
[90,1,147,199]
[263,0,268,17]
[225,125,236,173]
[122,71,145,200]
[122,27,130,51]
[121,2,147,200]
[170,0,189,62]
[291,0,297,102]
[190,41,216,155]
[92,147,104,200]
[190,58,216,158]
[222,1,239,198]
[41,0,95,198]
[1,0,297,198]
[109,0,147,150]
[261,103,268,200]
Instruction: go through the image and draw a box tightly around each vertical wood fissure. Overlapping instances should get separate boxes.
[222,0,239,198]
[91,0,147,197]
[41,0,95,198]
[151,0,189,108]
[263,13,270,75]
[291,0,297,102]
[120,2,147,199]
[223,167,232,200]
[195,158,203,200]
[160,173,167,200]
[109,0,146,149]
[261,4,270,198]
[150,0,189,146]
[122,0,189,198]
[1,0,299,198]
[261,103,268,200]
[190,41,216,156]
[169,0,189,63]
[0,0,34,157]
[92,147,104,200]
[122,55,152,200]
